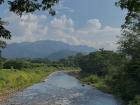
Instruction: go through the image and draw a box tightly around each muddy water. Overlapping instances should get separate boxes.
[5,72,121,105]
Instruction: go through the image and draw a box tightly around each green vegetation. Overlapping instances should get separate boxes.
[3,60,31,69]
[0,0,140,105]
[0,67,55,93]
[0,58,78,97]
[115,1,140,104]
[77,72,110,93]
[129,96,140,105]
[62,48,139,105]
[60,1,140,105]
[60,50,125,93]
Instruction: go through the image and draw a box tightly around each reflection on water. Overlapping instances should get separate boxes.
[5,72,121,105]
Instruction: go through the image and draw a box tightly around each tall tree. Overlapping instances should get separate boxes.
[109,0,140,103]
[116,0,140,59]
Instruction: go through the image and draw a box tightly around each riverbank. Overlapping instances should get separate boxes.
[0,67,57,104]
[5,71,121,105]
[0,67,79,104]
[68,71,111,93]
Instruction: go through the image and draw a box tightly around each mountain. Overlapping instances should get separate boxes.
[2,40,96,60]
[47,50,79,61]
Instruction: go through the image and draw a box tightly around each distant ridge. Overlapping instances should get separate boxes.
[2,40,96,60]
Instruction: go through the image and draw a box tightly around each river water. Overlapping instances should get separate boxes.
[5,72,121,105]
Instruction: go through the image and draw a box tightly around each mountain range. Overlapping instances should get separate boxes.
[2,40,96,60]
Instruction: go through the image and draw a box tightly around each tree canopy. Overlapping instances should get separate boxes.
[0,18,11,48]
[116,0,140,59]
[111,0,140,104]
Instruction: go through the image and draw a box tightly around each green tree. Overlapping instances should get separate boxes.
[108,0,140,104]
[108,62,140,102]
[78,51,123,76]
[3,60,31,69]
[116,0,140,59]
[0,18,11,48]
[129,96,140,105]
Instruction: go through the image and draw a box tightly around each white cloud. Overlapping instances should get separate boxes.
[48,16,121,50]
[54,0,74,13]
[87,19,102,30]
[50,15,74,32]
[4,13,48,42]
[4,14,121,50]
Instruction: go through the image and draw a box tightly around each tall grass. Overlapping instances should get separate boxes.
[0,66,78,94]
[77,72,111,93]
[0,67,56,93]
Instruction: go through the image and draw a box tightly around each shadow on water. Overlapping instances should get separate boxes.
[5,72,122,105]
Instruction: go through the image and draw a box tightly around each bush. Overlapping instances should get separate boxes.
[0,57,5,69]
[129,96,140,105]
[3,60,31,69]
[0,60,3,69]
[78,51,124,76]
[107,59,140,102]
[82,75,99,84]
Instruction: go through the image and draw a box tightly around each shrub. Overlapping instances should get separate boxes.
[129,96,140,105]
[3,60,31,69]
[0,58,5,69]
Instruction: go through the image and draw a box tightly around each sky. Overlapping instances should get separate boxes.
[0,0,126,50]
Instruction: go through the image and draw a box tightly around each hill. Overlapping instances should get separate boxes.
[2,40,96,60]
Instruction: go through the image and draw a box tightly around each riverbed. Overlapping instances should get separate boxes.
[5,72,121,105]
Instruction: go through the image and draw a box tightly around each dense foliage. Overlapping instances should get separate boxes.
[78,51,123,76]
[112,0,140,104]
[0,18,11,48]
[129,96,140,105]
[60,46,139,104]
[3,60,31,69]
[65,1,140,104]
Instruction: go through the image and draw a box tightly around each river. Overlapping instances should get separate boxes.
[5,72,121,105]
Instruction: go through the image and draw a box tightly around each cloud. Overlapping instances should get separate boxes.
[4,14,120,50]
[54,0,74,13]
[4,13,48,42]
[87,19,102,30]
[48,16,121,50]
[50,15,74,32]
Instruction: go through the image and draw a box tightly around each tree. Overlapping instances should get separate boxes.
[108,0,140,103]
[129,96,140,105]
[116,0,140,31]
[0,0,59,48]
[3,60,32,69]
[78,51,123,76]
[0,18,11,48]
[116,0,140,59]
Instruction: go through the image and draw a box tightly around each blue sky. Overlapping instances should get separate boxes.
[0,0,125,50]
[54,0,124,27]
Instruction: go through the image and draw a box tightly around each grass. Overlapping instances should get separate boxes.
[71,71,111,93]
[0,65,79,104]
[0,66,79,95]
[0,66,57,94]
